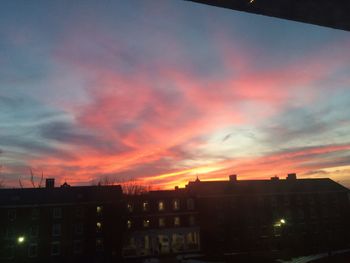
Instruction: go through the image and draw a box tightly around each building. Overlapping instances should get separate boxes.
[186,174,350,259]
[0,179,124,263]
[123,188,200,258]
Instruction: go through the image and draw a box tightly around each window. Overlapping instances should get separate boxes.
[158,200,165,211]
[8,210,16,221]
[189,215,195,226]
[142,201,149,212]
[96,238,104,251]
[174,216,180,226]
[96,206,103,214]
[53,208,62,219]
[3,245,14,259]
[173,199,180,210]
[28,243,38,258]
[96,222,102,233]
[74,223,84,235]
[52,224,61,237]
[73,240,82,254]
[31,208,39,220]
[187,199,195,210]
[127,220,132,229]
[75,207,84,218]
[159,217,165,227]
[5,228,14,239]
[127,203,133,212]
[143,219,150,228]
[51,241,60,256]
[30,226,39,238]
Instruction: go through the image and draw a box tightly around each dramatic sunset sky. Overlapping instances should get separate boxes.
[1,1,350,189]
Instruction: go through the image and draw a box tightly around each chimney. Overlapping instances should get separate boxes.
[270,176,279,181]
[46,178,55,188]
[287,173,297,180]
[229,174,237,182]
[174,186,179,190]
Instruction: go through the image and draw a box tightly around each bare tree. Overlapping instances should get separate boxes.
[93,175,152,195]
[0,165,4,188]
[18,168,45,188]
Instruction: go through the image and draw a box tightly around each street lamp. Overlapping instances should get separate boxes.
[17,236,25,244]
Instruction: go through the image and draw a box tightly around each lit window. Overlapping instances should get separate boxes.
[28,243,38,258]
[158,201,165,211]
[142,201,149,211]
[31,208,39,220]
[159,218,165,227]
[51,241,60,256]
[53,208,62,219]
[187,199,195,210]
[96,222,102,232]
[173,199,180,210]
[52,224,61,237]
[127,220,132,229]
[127,203,133,212]
[8,210,16,221]
[174,217,180,226]
[96,206,103,214]
[189,216,195,226]
[143,219,150,228]
[73,240,82,254]
[96,238,104,251]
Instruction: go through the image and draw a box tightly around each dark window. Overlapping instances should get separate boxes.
[53,208,62,219]
[76,207,84,217]
[8,210,16,221]
[52,224,61,237]
[30,226,39,238]
[73,240,82,254]
[51,242,60,256]
[96,238,104,251]
[75,223,84,235]
[31,208,39,220]
[187,199,195,210]
[28,243,38,258]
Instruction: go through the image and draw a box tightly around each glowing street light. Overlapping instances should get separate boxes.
[17,236,25,244]
[280,219,286,224]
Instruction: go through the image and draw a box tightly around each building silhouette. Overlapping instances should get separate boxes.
[1,174,349,262]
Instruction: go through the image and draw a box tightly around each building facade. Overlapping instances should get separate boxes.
[0,179,124,263]
[122,189,200,258]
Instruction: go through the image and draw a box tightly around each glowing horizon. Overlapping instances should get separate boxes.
[1,1,350,189]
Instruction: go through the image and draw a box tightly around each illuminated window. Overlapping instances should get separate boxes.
[158,201,165,211]
[52,224,61,237]
[174,217,180,226]
[127,220,132,229]
[173,199,180,210]
[159,217,165,227]
[142,201,149,212]
[28,243,38,258]
[143,219,150,228]
[51,241,60,256]
[53,208,62,219]
[127,203,133,212]
[96,222,102,232]
[96,206,103,214]
[187,199,195,210]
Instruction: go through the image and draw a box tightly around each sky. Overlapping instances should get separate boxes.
[1,0,350,189]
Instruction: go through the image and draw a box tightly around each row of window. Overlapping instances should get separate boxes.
[2,239,101,259]
[127,216,196,229]
[6,206,102,222]
[127,199,195,212]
